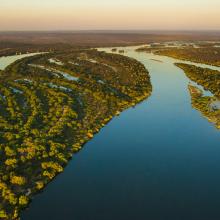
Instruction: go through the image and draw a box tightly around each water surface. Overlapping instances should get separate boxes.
[0,53,42,70]
[17,47,220,220]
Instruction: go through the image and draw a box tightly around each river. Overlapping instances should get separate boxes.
[2,47,220,220]
[0,53,41,70]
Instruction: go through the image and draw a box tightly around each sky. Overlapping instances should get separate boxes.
[1,0,220,31]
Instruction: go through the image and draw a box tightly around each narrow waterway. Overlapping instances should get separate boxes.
[6,47,220,220]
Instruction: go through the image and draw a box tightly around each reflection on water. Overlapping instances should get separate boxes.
[22,46,220,220]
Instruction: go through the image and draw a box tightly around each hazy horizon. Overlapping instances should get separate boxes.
[1,0,220,31]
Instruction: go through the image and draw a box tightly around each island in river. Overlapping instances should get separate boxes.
[136,44,220,66]
[175,63,220,129]
[0,49,152,219]
[136,43,220,129]
[22,43,220,220]
[188,84,220,129]
[0,35,220,219]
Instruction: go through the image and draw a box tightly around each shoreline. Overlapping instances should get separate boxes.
[0,49,152,219]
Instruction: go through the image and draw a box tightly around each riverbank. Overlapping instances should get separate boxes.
[22,45,220,220]
[0,49,152,219]
[136,45,220,67]
[0,53,42,70]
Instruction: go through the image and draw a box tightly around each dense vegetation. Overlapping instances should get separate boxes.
[0,49,152,219]
[137,46,220,66]
[175,63,220,97]
[176,63,220,129]
[188,85,220,129]
[156,47,220,66]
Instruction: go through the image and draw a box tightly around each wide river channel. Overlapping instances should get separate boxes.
[1,47,220,220]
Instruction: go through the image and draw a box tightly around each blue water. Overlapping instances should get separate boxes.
[22,48,220,220]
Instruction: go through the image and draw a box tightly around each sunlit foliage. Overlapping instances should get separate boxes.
[0,49,152,219]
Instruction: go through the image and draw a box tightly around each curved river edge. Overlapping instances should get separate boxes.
[0,45,219,219]
[18,94,152,219]
[19,45,219,219]
[0,50,152,219]
[0,53,43,71]
[135,45,220,68]
[103,45,220,128]
[101,45,220,71]
[100,45,220,101]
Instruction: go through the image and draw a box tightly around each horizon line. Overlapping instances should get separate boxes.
[0,29,220,33]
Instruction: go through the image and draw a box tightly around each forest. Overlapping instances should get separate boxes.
[175,63,220,97]
[136,45,220,66]
[188,84,220,129]
[0,48,152,219]
[176,63,220,129]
